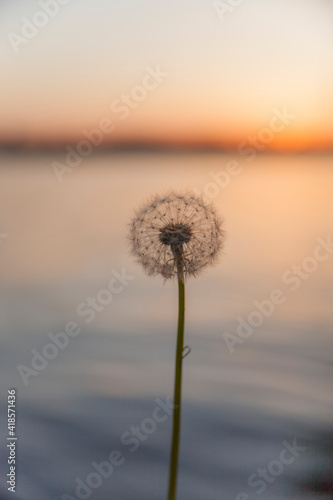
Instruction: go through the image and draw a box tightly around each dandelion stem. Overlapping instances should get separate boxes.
[168,256,185,500]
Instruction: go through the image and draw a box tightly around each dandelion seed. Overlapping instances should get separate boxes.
[129,192,225,280]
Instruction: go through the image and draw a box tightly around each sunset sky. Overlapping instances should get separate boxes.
[1,0,333,150]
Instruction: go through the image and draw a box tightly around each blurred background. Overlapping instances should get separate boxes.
[0,1,332,499]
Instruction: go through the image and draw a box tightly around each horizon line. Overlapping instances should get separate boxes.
[1,141,332,155]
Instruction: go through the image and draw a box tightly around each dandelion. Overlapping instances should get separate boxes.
[129,191,225,500]
[129,192,224,281]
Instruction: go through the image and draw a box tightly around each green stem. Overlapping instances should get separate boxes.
[168,268,185,500]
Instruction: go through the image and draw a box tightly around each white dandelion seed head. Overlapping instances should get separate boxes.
[129,191,225,280]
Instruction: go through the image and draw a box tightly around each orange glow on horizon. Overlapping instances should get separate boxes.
[1,1,333,153]
[1,127,333,152]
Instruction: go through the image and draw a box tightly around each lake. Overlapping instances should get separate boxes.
[0,151,332,499]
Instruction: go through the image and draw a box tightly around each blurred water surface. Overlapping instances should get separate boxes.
[0,152,332,499]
